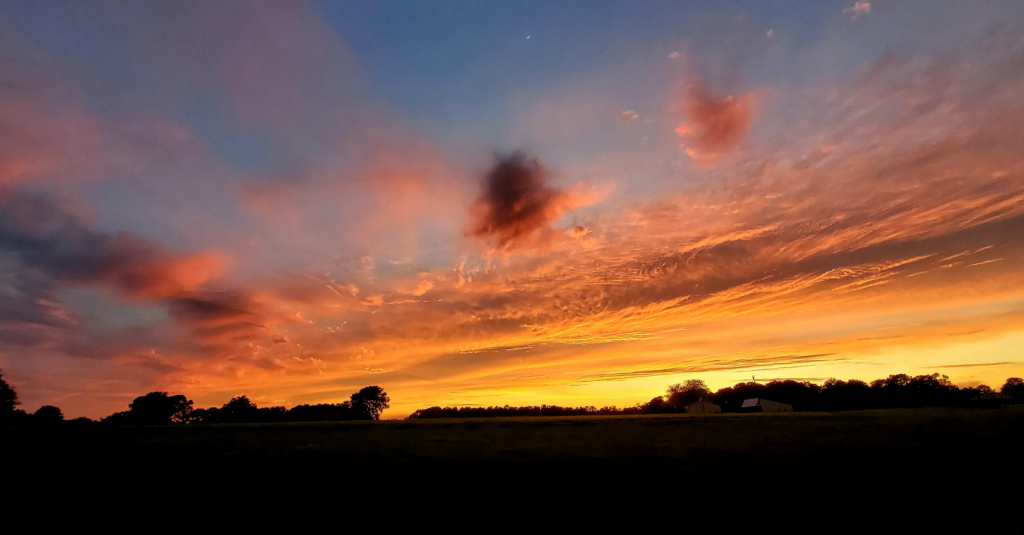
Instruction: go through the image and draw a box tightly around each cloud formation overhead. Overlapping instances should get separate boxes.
[1,1,1023,418]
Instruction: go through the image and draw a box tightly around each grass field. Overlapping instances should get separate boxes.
[7,408,1021,474]
[7,408,1021,521]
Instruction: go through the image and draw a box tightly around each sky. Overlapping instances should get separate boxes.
[1,0,1023,419]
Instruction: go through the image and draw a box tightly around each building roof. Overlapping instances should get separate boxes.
[741,398,793,409]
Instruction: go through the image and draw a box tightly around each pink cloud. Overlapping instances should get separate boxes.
[676,84,755,166]
[0,71,197,186]
[844,2,871,18]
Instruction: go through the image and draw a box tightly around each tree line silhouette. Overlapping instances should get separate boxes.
[0,370,389,427]
[409,373,1024,418]
[4,368,1024,425]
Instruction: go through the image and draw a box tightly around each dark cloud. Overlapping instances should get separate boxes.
[467,153,569,251]
[167,294,255,322]
[166,292,268,349]
[0,189,222,340]
[676,84,754,165]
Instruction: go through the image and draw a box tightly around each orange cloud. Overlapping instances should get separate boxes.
[115,251,227,299]
[410,280,435,296]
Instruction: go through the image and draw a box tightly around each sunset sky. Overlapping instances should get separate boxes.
[2,0,1023,419]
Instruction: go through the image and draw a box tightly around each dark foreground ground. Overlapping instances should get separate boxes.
[5,408,1022,522]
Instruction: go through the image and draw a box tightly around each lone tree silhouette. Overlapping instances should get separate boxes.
[351,386,390,420]
[128,392,194,424]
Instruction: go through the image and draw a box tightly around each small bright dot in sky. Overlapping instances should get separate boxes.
[526,35,531,39]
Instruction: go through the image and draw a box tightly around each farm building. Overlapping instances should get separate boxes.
[685,399,721,414]
[741,398,793,412]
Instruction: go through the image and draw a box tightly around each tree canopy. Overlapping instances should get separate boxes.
[99,387,391,425]
[351,386,391,420]
[0,370,19,415]
[1002,377,1024,397]
[665,379,712,409]
[127,391,194,424]
[409,373,1024,418]
[33,405,64,425]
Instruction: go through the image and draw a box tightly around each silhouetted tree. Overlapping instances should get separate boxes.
[127,391,193,424]
[822,378,872,411]
[182,388,389,424]
[643,396,666,414]
[666,379,712,409]
[408,374,1024,417]
[351,386,390,420]
[0,369,20,416]
[185,408,210,423]
[216,395,260,423]
[710,381,768,411]
[870,373,959,408]
[189,395,290,424]
[760,380,823,410]
[100,411,131,425]
[34,405,64,425]
[1002,377,1024,398]
[288,402,355,422]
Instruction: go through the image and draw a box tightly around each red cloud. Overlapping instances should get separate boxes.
[676,84,755,166]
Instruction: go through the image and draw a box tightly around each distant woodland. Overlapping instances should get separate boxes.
[0,371,389,426]
[408,374,1024,419]
[2,370,1022,426]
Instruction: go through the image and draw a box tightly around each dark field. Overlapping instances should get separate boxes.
[7,408,1021,477]
[6,408,1022,522]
